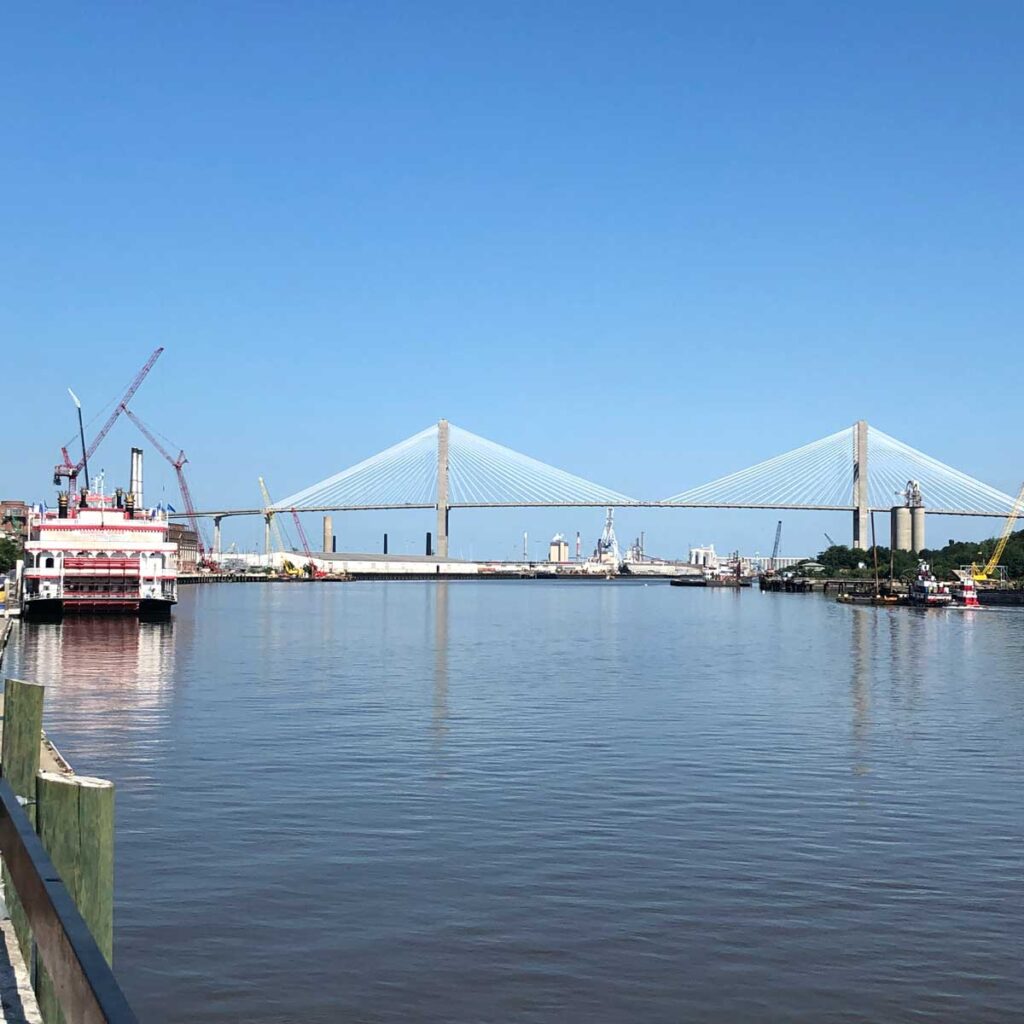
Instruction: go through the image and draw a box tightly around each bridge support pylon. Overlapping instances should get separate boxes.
[852,419,869,550]
[436,419,450,558]
[264,513,272,558]
[213,516,222,557]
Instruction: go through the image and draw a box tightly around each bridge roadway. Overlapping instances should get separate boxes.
[174,502,1007,520]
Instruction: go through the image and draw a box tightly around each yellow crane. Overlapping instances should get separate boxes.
[258,476,301,575]
[973,480,1024,581]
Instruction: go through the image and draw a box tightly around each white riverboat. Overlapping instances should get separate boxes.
[20,489,177,621]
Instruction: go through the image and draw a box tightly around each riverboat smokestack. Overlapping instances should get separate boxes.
[58,492,69,519]
[129,447,144,508]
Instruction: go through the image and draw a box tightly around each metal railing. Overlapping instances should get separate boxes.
[0,779,137,1023]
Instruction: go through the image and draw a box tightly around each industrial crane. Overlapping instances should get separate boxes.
[973,481,1024,581]
[120,405,214,567]
[54,347,164,488]
[258,477,290,554]
[258,477,303,575]
[770,520,782,570]
[290,509,326,578]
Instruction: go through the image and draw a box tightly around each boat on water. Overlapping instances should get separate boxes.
[906,560,952,608]
[950,573,980,608]
[836,592,899,606]
[20,488,178,621]
[670,569,752,588]
[670,575,707,588]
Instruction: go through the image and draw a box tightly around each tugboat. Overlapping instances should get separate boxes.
[906,560,952,608]
[20,485,178,621]
[950,573,980,608]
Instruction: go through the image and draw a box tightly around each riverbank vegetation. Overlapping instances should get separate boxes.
[0,537,23,574]
[798,528,1024,580]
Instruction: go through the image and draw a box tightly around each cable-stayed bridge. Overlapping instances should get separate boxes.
[186,419,1018,556]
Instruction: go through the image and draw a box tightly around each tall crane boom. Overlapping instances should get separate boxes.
[770,520,782,569]
[291,509,313,560]
[54,347,164,486]
[120,405,209,557]
[258,477,289,555]
[975,481,1024,581]
[290,509,325,577]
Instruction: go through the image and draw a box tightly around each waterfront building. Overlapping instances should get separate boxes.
[548,533,570,562]
[1,499,29,542]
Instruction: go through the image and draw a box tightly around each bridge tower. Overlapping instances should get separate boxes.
[436,419,450,558]
[852,419,869,550]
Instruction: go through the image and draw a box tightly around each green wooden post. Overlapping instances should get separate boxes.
[1,678,45,964]
[34,772,115,1024]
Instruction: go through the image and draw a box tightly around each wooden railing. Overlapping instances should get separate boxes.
[0,780,137,1023]
[0,678,137,1023]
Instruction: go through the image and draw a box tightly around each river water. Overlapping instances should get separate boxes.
[4,582,1023,1022]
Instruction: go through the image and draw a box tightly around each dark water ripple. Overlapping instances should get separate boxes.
[6,582,1023,1022]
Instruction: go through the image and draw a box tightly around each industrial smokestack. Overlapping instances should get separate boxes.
[383,533,388,554]
[129,447,144,507]
[426,531,433,556]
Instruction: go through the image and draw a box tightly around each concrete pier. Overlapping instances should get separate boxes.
[322,515,333,554]
[852,420,869,550]
[436,419,450,559]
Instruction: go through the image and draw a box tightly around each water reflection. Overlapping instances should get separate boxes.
[433,583,449,748]
[16,617,176,712]
[848,606,872,776]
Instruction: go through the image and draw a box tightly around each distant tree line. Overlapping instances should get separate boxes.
[803,527,1024,580]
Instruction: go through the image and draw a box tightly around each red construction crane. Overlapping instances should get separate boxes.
[54,347,164,488]
[120,405,213,566]
[290,509,326,577]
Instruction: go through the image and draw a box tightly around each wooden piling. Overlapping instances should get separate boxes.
[1,679,45,812]
[34,772,115,1024]
[1,678,45,964]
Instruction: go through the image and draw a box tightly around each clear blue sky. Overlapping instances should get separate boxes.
[2,2,1021,558]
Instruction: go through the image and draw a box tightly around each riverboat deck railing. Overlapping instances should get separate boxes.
[0,778,138,1023]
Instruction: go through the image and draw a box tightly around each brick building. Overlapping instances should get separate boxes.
[1,500,30,543]
[168,523,199,572]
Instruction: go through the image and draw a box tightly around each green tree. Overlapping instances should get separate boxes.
[0,537,22,573]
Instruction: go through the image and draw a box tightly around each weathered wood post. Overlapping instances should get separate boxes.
[1,678,45,962]
[34,772,115,1024]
